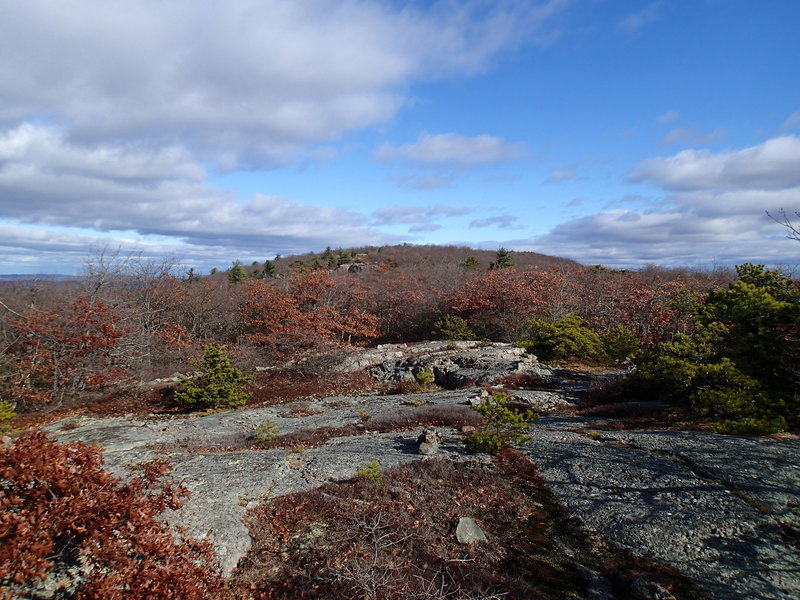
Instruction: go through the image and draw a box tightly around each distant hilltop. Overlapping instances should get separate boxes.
[0,274,79,281]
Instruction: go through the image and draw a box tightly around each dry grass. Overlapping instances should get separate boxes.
[369,404,483,431]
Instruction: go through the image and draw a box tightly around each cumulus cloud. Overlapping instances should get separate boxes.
[0,1,569,272]
[0,123,204,183]
[517,136,800,267]
[0,123,396,269]
[0,0,564,166]
[374,132,526,167]
[518,208,792,267]
[469,216,518,229]
[629,136,800,191]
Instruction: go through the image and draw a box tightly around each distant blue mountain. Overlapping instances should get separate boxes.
[0,274,79,281]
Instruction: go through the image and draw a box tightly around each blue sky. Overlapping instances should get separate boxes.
[0,0,798,274]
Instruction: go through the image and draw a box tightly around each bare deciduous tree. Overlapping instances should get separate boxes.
[768,208,800,242]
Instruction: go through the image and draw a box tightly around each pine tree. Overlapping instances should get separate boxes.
[175,344,251,409]
[490,247,513,270]
[227,260,247,284]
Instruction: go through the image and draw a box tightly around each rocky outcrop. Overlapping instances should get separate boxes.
[416,427,441,455]
[356,341,554,388]
[40,357,800,599]
[521,418,800,600]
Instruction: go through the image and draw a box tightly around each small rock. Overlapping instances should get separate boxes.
[417,427,441,455]
[461,425,476,434]
[468,396,485,408]
[456,517,488,544]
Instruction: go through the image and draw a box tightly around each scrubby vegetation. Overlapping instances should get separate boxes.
[176,344,252,409]
[0,245,795,435]
[465,391,536,453]
[628,264,799,434]
[0,430,224,599]
[1,242,796,597]
[230,451,710,600]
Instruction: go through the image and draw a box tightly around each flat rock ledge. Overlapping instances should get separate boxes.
[40,359,800,599]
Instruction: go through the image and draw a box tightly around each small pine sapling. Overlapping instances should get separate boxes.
[358,460,383,486]
[254,420,281,443]
[175,344,251,409]
[466,391,536,453]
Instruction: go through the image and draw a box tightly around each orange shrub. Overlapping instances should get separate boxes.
[0,430,223,600]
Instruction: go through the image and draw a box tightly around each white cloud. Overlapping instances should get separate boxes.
[372,204,469,225]
[0,123,397,269]
[374,132,526,167]
[469,216,518,229]
[518,208,794,267]
[0,123,204,183]
[0,0,564,166]
[514,137,800,267]
[629,135,800,191]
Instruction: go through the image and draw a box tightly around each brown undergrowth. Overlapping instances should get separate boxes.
[227,450,711,600]
[247,370,377,407]
[257,404,482,451]
[11,369,378,429]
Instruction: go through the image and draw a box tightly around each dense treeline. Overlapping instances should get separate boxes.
[2,243,797,433]
[1,245,736,411]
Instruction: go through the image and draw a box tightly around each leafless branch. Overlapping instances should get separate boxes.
[767,209,800,242]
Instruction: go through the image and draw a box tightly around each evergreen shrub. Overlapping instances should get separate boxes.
[465,391,536,453]
[176,344,251,409]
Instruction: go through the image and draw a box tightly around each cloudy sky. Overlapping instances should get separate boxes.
[1,0,799,274]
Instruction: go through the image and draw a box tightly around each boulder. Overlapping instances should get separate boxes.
[455,517,488,544]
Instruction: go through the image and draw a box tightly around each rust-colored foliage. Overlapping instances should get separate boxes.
[6,297,129,407]
[0,430,224,600]
[240,269,380,357]
[451,268,569,340]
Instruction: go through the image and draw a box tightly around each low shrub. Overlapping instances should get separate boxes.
[175,344,251,409]
[0,400,16,433]
[357,460,383,486]
[414,368,435,386]
[370,404,483,431]
[0,430,223,599]
[713,416,788,436]
[430,315,475,341]
[495,371,548,390]
[522,315,607,365]
[465,391,536,453]
[600,324,641,363]
[254,420,281,443]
